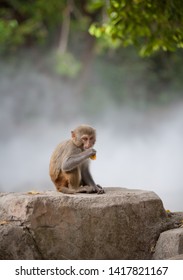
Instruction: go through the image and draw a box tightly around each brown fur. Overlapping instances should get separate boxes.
[49,125,104,194]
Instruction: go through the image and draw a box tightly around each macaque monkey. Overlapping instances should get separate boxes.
[49,125,104,194]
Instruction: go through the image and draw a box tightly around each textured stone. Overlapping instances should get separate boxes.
[169,254,183,260]
[0,188,171,259]
[153,228,183,260]
[0,223,42,260]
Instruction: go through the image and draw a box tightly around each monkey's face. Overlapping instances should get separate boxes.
[81,134,95,150]
[71,125,96,149]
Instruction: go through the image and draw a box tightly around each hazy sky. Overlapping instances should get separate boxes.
[0,60,183,212]
[0,105,183,211]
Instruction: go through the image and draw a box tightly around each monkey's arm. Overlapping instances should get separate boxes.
[81,162,105,194]
[81,163,96,186]
[62,149,95,172]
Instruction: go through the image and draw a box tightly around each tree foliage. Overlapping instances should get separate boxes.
[0,0,65,51]
[1,0,183,56]
[1,0,183,104]
[89,0,183,56]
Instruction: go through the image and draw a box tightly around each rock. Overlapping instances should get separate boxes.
[0,223,42,260]
[169,254,183,260]
[153,228,183,260]
[0,188,173,259]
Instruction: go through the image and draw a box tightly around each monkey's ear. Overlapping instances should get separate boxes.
[71,131,75,139]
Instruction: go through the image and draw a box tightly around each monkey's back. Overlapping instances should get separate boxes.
[49,139,80,182]
[49,140,68,181]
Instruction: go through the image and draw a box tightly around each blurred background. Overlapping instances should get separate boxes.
[0,0,183,211]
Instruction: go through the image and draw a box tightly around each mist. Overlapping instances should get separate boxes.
[0,58,183,212]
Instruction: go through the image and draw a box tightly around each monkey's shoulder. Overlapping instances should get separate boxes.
[52,139,80,158]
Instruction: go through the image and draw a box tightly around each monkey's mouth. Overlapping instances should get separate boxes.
[83,145,92,150]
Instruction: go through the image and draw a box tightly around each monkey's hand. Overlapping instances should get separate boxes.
[87,148,96,159]
[83,148,97,159]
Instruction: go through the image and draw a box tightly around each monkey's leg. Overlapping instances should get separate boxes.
[53,172,77,194]
[75,185,94,194]
[81,167,104,194]
[57,186,76,194]
[56,170,84,195]
[67,168,83,192]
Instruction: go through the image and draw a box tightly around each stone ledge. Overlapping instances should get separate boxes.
[153,227,183,260]
[0,188,178,259]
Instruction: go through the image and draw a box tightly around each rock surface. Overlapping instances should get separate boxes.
[153,228,183,260]
[169,254,183,260]
[0,188,177,260]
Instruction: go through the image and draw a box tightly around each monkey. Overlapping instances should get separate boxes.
[49,124,104,194]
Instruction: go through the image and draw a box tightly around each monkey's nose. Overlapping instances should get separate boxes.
[84,144,90,149]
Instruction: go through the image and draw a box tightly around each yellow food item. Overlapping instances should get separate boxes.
[90,154,96,160]
[27,191,41,195]
[0,220,9,225]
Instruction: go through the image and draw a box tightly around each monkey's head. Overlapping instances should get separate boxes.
[71,125,96,150]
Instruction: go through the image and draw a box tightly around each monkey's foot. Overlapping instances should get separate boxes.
[96,185,105,194]
[97,184,103,189]
[97,189,105,194]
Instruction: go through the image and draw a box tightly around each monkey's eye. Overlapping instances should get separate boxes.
[81,136,88,141]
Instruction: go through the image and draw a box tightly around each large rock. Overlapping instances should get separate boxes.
[0,188,174,259]
[169,254,183,260]
[153,228,183,260]
[0,223,42,259]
